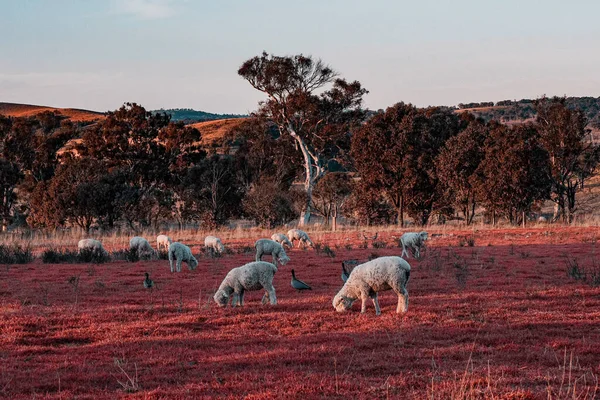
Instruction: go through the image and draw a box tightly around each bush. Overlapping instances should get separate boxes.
[0,244,34,264]
[157,250,169,260]
[78,248,110,264]
[372,240,387,249]
[112,249,140,263]
[42,248,79,264]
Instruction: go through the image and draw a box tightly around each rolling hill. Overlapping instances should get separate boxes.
[189,118,248,145]
[0,102,105,122]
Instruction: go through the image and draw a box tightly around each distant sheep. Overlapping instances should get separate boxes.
[213,261,278,307]
[78,239,107,255]
[204,236,225,254]
[156,235,172,251]
[168,242,198,273]
[255,239,290,266]
[287,229,314,248]
[271,233,292,249]
[333,256,410,315]
[400,231,428,259]
[129,236,155,258]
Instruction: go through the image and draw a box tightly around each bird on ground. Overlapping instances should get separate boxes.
[341,263,350,282]
[291,269,312,291]
[143,272,154,289]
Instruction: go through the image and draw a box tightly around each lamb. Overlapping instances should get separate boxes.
[156,235,172,251]
[286,229,314,248]
[168,242,198,273]
[400,231,428,259]
[204,235,225,254]
[129,236,155,258]
[213,261,278,307]
[333,256,410,315]
[271,233,293,249]
[78,239,108,255]
[255,239,290,266]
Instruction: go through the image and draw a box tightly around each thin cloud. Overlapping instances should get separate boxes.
[111,0,184,20]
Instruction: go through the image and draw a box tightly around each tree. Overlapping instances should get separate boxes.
[312,172,352,230]
[0,159,22,231]
[436,118,488,225]
[473,123,551,225]
[242,179,295,228]
[351,103,463,226]
[535,97,600,223]
[238,52,367,226]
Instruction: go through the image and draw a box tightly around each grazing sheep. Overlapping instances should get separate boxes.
[400,231,428,259]
[129,236,155,258]
[255,239,290,266]
[168,242,198,273]
[271,233,293,249]
[204,235,225,254]
[333,256,410,315]
[286,229,314,248]
[78,239,107,255]
[213,261,278,307]
[156,235,172,251]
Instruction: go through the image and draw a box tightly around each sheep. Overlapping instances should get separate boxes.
[286,229,314,249]
[156,235,172,251]
[78,239,108,255]
[271,233,293,249]
[129,236,155,258]
[168,242,198,273]
[333,256,410,315]
[400,231,428,259]
[204,235,225,255]
[255,239,290,266]
[213,261,278,307]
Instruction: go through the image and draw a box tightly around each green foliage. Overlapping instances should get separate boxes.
[153,108,246,123]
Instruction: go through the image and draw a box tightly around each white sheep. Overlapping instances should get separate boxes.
[204,235,225,254]
[168,242,198,273]
[400,231,428,259]
[129,236,155,258]
[286,229,314,248]
[255,239,290,266]
[271,233,293,249]
[78,239,108,255]
[156,235,172,251]
[213,261,278,307]
[333,256,410,315]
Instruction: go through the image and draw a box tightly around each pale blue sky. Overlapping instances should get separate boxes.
[1,0,599,113]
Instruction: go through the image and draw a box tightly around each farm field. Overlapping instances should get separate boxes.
[1,227,600,399]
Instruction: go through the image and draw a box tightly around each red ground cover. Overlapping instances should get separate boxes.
[1,227,599,399]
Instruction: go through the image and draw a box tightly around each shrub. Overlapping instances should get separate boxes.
[368,252,379,261]
[372,240,387,249]
[42,248,79,264]
[344,243,353,250]
[157,250,169,260]
[0,244,34,264]
[237,245,254,255]
[78,248,110,264]
[322,245,335,258]
[112,249,140,263]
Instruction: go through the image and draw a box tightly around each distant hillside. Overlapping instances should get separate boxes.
[189,118,248,145]
[0,102,105,122]
[153,108,247,124]
[456,96,600,128]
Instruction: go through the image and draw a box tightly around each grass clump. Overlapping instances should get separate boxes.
[0,244,34,264]
[42,248,79,263]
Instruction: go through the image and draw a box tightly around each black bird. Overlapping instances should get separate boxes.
[143,272,154,289]
[291,269,312,291]
[341,262,350,282]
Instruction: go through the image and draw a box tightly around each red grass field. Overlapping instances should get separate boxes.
[1,227,600,399]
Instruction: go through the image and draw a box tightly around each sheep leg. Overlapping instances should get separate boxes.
[261,291,269,305]
[264,283,277,305]
[371,294,381,316]
[176,259,182,273]
[395,287,409,313]
[255,249,262,262]
[169,254,174,273]
[231,292,239,307]
[401,241,408,258]
[239,290,245,306]
[360,295,368,313]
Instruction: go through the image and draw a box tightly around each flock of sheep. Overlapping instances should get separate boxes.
[77,230,429,315]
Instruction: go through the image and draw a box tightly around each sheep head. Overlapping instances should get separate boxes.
[189,257,199,270]
[333,292,355,312]
[278,253,290,266]
[213,289,229,307]
[217,242,225,253]
[419,231,428,241]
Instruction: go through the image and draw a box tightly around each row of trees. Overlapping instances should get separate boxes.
[0,53,598,232]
